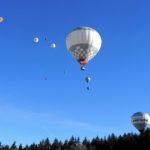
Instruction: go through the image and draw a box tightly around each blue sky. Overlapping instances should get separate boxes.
[1,0,150,146]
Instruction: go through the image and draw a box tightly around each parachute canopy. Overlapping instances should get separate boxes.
[131,112,150,133]
[0,17,4,23]
[66,27,102,68]
[34,37,39,43]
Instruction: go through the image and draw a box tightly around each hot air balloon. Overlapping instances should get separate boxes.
[66,27,102,70]
[0,17,4,23]
[85,76,91,90]
[34,37,39,43]
[50,43,56,48]
[86,86,90,91]
[131,112,150,133]
[85,76,91,83]
[44,76,48,80]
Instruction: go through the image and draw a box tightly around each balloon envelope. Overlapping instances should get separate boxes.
[66,27,102,67]
[131,112,150,132]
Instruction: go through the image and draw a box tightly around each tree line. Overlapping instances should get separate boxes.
[0,129,150,150]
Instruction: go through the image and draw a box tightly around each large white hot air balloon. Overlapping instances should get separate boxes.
[131,112,150,133]
[66,27,102,70]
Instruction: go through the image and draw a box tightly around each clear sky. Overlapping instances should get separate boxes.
[0,0,150,146]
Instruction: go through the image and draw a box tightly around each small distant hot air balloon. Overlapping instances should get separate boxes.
[0,17,4,23]
[131,112,150,133]
[86,86,90,91]
[85,76,91,91]
[34,37,39,43]
[85,76,91,83]
[66,27,102,70]
[44,76,48,80]
[50,43,56,48]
